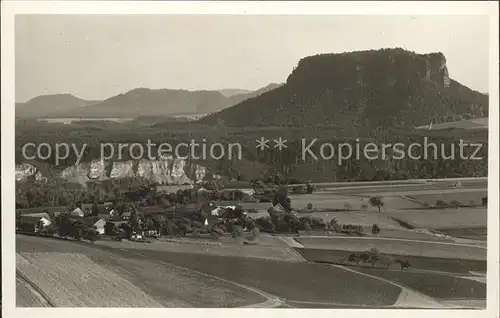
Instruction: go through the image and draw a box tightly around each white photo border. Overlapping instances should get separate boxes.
[2,1,499,318]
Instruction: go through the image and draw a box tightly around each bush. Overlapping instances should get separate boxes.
[372,224,381,234]
[306,183,315,194]
[306,202,313,211]
[481,196,487,206]
[435,199,448,207]
[303,221,312,233]
[310,217,326,229]
[360,203,369,211]
[84,229,100,243]
[39,224,56,236]
[248,227,260,241]
[450,200,461,208]
[344,202,352,211]
[256,216,275,232]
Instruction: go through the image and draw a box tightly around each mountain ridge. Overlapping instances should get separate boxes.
[15,84,283,118]
[16,94,100,118]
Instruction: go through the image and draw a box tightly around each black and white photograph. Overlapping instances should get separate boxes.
[1,1,499,317]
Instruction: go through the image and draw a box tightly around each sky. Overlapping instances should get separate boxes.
[15,14,490,102]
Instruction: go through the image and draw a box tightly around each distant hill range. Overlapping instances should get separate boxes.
[15,94,100,118]
[200,48,488,128]
[218,88,253,97]
[15,83,282,119]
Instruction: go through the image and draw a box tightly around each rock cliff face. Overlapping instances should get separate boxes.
[15,158,212,185]
[423,52,450,88]
[15,163,47,182]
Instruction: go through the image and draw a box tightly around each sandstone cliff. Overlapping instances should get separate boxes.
[15,158,213,186]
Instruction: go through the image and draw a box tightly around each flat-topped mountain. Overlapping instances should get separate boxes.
[200,48,488,128]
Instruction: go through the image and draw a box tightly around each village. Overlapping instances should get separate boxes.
[15,179,333,244]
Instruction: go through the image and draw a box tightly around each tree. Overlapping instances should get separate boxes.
[306,182,315,194]
[91,203,99,217]
[303,221,312,235]
[368,196,384,212]
[450,200,461,209]
[248,227,260,242]
[436,199,448,207]
[231,223,243,239]
[372,224,381,235]
[360,200,369,211]
[481,196,487,206]
[84,229,100,243]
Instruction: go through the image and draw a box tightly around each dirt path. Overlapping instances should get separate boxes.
[16,273,53,307]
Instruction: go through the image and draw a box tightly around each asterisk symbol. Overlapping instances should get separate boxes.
[273,137,287,150]
[256,137,269,150]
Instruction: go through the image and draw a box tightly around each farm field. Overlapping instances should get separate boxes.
[294,237,486,260]
[317,184,457,195]
[416,118,488,130]
[436,227,487,241]
[296,248,487,274]
[405,191,487,206]
[347,187,487,199]
[16,276,51,307]
[256,209,408,228]
[388,208,487,229]
[17,252,163,307]
[16,235,267,307]
[94,237,306,262]
[117,247,402,306]
[16,235,405,307]
[355,267,486,300]
[297,228,451,241]
[288,194,424,212]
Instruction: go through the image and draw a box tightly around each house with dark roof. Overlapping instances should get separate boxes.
[121,211,132,220]
[16,214,51,233]
[104,220,131,236]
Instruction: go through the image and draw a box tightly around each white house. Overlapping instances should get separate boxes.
[71,207,85,217]
[240,189,255,196]
[93,218,107,234]
[211,207,223,216]
[273,202,286,213]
